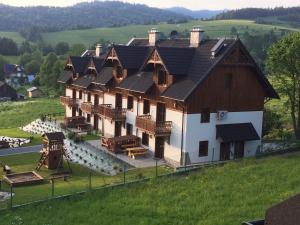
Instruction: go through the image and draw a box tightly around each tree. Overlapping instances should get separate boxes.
[231,26,238,36]
[70,44,86,56]
[55,42,69,55]
[25,60,41,74]
[39,52,58,86]
[267,32,300,138]
[0,55,8,81]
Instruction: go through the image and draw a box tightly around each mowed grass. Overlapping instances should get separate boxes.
[41,19,296,46]
[0,153,172,209]
[0,98,64,129]
[0,128,41,146]
[1,153,300,225]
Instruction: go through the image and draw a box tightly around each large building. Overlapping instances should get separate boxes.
[58,28,278,166]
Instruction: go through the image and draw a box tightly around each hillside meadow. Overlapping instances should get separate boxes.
[1,152,300,225]
[0,20,296,48]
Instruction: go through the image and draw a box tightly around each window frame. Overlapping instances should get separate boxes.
[157,69,167,86]
[127,95,134,111]
[199,141,209,157]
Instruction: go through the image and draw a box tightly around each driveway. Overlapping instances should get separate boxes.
[0,145,41,157]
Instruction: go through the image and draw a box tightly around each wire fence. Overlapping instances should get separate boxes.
[1,139,300,212]
[0,161,176,211]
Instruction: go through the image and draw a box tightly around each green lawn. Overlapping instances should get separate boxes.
[0,128,41,146]
[1,153,300,225]
[0,153,172,210]
[0,98,64,129]
[41,19,296,47]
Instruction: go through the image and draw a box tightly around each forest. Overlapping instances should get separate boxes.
[0,2,190,32]
[215,7,300,27]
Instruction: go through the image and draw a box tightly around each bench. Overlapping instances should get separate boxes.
[125,147,148,159]
[50,173,71,182]
[121,143,138,149]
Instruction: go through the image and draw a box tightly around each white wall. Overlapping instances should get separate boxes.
[184,111,263,164]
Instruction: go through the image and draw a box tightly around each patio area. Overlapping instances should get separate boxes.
[87,140,166,168]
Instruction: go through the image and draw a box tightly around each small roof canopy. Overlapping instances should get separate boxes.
[42,132,65,141]
[216,123,260,142]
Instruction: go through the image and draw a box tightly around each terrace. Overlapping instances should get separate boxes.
[94,104,126,121]
[135,115,172,137]
[80,102,94,114]
[60,96,77,107]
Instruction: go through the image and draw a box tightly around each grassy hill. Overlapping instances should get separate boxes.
[1,152,300,225]
[42,20,296,47]
[0,20,296,48]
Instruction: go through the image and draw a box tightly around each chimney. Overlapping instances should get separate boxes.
[190,27,205,47]
[95,44,102,57]
[148,28,160,46]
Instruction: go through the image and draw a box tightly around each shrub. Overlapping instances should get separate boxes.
[68,132,75,140]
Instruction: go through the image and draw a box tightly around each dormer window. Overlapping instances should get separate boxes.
[116,66,123,79]
[158,69,167,86]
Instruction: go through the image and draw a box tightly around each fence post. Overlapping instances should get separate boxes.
[123,165,126,184]
[10,185,13,209]
[89,172,92,191]
[155,159,158,178]
[51,179,54,197]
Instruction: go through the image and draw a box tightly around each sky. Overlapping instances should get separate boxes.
[0,0,299,10]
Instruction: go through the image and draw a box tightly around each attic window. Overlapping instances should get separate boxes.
[116,66,123,79]
[158,69,167,85]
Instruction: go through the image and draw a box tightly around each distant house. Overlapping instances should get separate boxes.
[27,86,42,98]
[0,81,18,101]
[243,193,300,225]
[3,64,27,88]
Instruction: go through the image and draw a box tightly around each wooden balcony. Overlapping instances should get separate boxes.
[135,115,172,137]
[80,102,94,114]
[64,116,91,131]
[60,96,77,107]
[94,104,126,121]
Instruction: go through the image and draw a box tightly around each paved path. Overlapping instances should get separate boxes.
[0,145,41,157]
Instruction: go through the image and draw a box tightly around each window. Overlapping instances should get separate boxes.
[127,96,133,110]
[201,108,210,123]
[126,123,133,135]
[142,132,149,146]
[79,91,82,99]
[199,141,208,157]
[143,99,150,114]
[87,114,91,123]
[158,69,167,85]
[225,73,233,89]
[78,109,82,116]
[87,93,91,102]
[116,66,123,78]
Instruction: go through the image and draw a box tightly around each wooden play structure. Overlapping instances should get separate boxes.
[36,132,71,171]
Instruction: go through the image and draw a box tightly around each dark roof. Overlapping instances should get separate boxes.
[3,64,24,75]
[57,71,73,84]
[43,132,65,141]
[69,56,91,74]
[119,72,154,93]
[73,75,93,88]
[216,123,260,142]
[92,57,105,73]
[93,67,113,85]
[264,193,300,225]
[113,45,151,69]
[156,47,195,75]
[129,38,191,48]
[0,81,18,99]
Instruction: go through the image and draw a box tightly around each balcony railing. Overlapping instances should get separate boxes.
[95,104,126,121]
[135,115,172,136]
[60,96,77,107]
[80,102,94,114]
